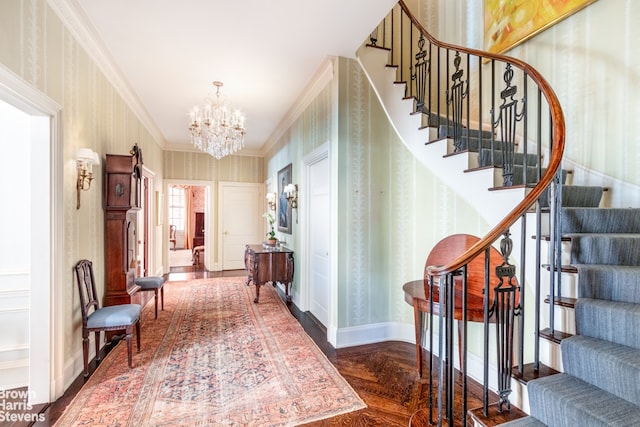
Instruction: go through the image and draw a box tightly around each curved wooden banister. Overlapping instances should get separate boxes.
[365,1,567,422]
[391,0,566,278]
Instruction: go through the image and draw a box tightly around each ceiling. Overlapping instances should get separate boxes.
[68,0,397,155]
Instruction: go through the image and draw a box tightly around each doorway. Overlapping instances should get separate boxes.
[0,67,63,403]
[167,183,207,270]
[302,144,332,334]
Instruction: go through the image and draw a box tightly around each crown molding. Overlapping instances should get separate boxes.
[261,56,335,154]
[47,0,167,147]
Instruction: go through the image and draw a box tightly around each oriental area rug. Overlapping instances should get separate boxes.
[55,277,365,426]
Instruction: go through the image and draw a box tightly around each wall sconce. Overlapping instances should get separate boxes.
[284,183,298,223]
[266,192,276,211]
[76,148,100,209]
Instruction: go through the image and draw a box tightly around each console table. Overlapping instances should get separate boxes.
[244,244,294,303]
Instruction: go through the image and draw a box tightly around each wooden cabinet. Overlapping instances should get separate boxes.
[244,244,294,303]
[193,212,204,248]
[103,152,142,307]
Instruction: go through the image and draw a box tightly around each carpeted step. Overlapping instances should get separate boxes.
[561,207,640,233]
[576,264,640,304]
[575,298,640,350]
[561,335,640,405]
[568,233,640,265]
[509,166,568,186]
[478,149,538,168]
[538,185,604,209]
[497,416,546,427]
[527,373,640,426]
[457,137,508,152]
[438,124,493,140]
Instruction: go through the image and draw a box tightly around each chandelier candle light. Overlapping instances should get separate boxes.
[188,81,246,159]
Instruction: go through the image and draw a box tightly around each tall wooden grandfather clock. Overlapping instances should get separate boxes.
[103,144,143,307]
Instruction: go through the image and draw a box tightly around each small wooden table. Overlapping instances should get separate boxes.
[403,234,515,377]
[244,244,294,303]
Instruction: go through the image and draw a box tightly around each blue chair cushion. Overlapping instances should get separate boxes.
[135,276,165,290]
[87,304,141,329]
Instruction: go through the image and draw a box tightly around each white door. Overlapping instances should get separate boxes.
[219,182,264,270]
[308,156,330,326]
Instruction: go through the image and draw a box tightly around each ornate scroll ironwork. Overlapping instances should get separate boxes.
[411,34,429,113]
[491,64,525,186]
[489,230,521,412]
[447,52,469,152]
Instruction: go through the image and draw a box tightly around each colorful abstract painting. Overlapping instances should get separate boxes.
[484,0,598,54]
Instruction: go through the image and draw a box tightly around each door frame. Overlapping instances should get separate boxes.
[0,65,64,402]
[300,143,336,344]
[164,179,212,271]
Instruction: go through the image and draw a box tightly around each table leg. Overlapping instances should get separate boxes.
[254,282,261,303]
[413,303,423,378]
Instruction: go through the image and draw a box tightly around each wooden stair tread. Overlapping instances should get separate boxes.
[542,263,578,273]
[511,362,560,385]
[544,295,577,308]
[539,327,573,344]
[467,402,529,427]
[538,235,572,242]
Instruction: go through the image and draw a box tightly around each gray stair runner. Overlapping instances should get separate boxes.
[500,207,640,426]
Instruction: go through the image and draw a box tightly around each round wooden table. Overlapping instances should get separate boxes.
[403,234,517,377]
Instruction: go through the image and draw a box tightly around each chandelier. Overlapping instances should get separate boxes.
[188,81,246,159]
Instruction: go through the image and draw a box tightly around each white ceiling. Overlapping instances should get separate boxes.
[69,0,397,155]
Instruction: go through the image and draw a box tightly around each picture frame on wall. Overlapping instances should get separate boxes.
[484,0,598,54]
[277,163,292,234]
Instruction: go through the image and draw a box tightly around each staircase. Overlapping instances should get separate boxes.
[501,206,640,426]
[357,1,640,426]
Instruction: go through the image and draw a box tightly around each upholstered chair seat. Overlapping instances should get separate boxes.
[86,304,141,329]
[135,276,165,319]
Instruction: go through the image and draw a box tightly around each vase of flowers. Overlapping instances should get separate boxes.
[263,211,277,245]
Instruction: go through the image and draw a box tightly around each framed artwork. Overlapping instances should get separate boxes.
[484,0,598,54]
[277,163,292,234]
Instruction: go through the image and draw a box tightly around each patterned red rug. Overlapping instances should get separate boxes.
[56,277,365,426]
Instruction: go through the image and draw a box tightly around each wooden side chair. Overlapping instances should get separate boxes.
[134,276,165,319]
[75,259,141,377]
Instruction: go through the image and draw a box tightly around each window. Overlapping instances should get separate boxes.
[168,186,185,230]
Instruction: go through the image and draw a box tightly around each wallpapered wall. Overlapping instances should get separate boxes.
[162,151,264,263]
[264,56,489,332]
[0,0,165,364]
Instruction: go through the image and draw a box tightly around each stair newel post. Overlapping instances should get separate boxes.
[494,229,519,413]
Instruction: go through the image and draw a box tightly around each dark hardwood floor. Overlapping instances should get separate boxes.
[23,267,517,427]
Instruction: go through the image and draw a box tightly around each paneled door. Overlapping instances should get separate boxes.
[308,155,330,327]
[219,182,264,270]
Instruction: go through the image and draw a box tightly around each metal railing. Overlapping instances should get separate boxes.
[366,2,566,425]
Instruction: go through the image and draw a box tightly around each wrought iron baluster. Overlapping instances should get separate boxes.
[491,64,525,186]
[491,230,520,412]
[447,52,468,152]
[411,34,429,113]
